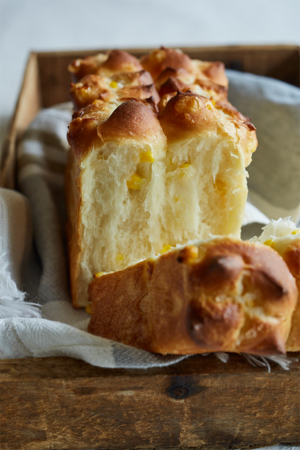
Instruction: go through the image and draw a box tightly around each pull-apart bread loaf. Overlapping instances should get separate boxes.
[66,48,257,309]
[87,237,297,355]
[66,48,299,355]
[251,219,300,351]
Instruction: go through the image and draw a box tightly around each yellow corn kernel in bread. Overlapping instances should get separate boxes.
[160,244,172,254]
[110,80,118,89]
[94,272,105,278]
[139,151,154,163]
[85,305,92,314]
[264,239,275,248]
[126,173,144,190]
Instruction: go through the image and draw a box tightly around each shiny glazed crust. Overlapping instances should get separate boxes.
[87,238,297,355]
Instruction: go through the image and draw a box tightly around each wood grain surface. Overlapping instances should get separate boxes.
[1,354,299,450]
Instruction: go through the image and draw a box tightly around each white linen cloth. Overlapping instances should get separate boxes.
[0,72,299,368]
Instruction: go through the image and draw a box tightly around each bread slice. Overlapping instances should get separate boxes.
[87,237,297,355]
[251,218,300,351]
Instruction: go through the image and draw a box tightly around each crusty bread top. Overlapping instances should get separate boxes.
[140,47,196,81]
[69,47,229,110]
[158,91,256,167]
[70,72,158,110]
[158,74,228,103]
[88,237,297,355]
[68,49,143,82]
[251,218,300,351]
[67,91,257,167]
[67,98,164,159]
[140,47,228,87]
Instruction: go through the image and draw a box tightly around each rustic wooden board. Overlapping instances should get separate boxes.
[1,354,299,450]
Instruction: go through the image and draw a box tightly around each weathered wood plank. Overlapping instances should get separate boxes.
[1,355,299,450]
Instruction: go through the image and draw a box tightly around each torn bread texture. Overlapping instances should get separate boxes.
[66,93,257,307]
[66,48,257,308]
[251,218,300,351]
[87,237,297,355]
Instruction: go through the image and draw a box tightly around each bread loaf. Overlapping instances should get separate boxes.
[251,218,300,351]
[87,237,297,355]
[66,47,257,309]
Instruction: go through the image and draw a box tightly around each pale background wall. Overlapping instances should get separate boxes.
[0,0,299,147]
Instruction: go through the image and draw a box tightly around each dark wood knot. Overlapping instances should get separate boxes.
[167,385,189,400]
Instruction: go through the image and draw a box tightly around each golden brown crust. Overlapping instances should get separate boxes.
[141,48,228,88]
[282,241,300,351]
[195,61,228,87]
[158,91,217,139]
[67,98,162,160]
[140,47,196,82]
[65,149,82,307]
[87,239,297,355]
[98,99,162,142]
[158,91,257,166]
[158,76,228,102]
[70,71,158,110]
[68,49,143,82]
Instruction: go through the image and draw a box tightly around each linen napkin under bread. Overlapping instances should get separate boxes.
[0,71,299,369]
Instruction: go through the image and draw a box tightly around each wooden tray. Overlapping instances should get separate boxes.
[0,45,300,450]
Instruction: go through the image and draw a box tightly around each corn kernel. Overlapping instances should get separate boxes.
[110,81,118,89]
[160,244,172,254]
[291,230,300,235]
[180,163,190,169]
[139,151,154,163]
[264,239,275,248]
[116,253,124,262]
[94,272,105,278]
[85,305,92,314]
[127,173,144,190]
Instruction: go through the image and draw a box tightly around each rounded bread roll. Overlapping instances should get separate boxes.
[251,218,300,351]
[68,49,143,82]
[87,237,297,355]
